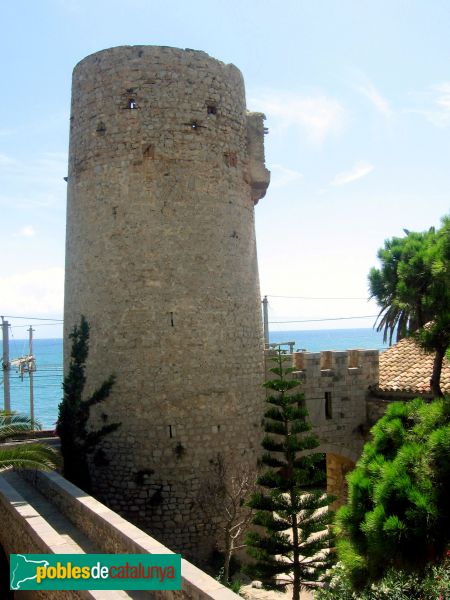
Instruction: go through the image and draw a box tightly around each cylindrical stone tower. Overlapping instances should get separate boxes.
[64,45,270,562]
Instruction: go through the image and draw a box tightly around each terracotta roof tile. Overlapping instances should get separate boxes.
[379,337,450,394]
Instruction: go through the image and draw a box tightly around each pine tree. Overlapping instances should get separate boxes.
[56,316,120,492]
[246,349,335,600]
[335,397,450,590]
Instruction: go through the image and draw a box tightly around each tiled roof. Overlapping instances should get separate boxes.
[379,337,450,394]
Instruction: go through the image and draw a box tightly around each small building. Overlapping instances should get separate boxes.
[268,339,449,507]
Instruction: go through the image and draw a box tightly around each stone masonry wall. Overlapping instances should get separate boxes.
[265,349,379,506]
[291,349,379,461]
[326,453,355,510]
[64,46,269,562]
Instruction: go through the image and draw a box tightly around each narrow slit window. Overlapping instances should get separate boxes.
[128,98,137,109]
[168,425,173,438]
[325,392,332,420]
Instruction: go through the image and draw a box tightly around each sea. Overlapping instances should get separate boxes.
[2,328,388,429]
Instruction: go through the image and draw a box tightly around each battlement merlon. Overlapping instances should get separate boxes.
[287,349,379,384]
[247,112,270,204]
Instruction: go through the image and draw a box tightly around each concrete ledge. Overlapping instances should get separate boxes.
[22,470,239,600]
[0,474,121,600]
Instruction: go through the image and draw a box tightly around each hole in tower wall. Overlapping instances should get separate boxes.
[96,121,106,134]
[127,98,137,109]
[224,152,237,167]
[170,312,174,327]
[143,144,155,159]
[168,425,174,438]
[207,105,217,115]
[325,392,332,420]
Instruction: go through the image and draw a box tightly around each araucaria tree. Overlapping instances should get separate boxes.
[246,349,335,600]
[369,216,450,396]
[57,316,120,492]
[335,397,450,590]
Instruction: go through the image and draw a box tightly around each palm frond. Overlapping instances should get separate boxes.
[0,411,42,442]
[0,444,59,471]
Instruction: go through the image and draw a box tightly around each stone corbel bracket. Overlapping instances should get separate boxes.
[246,112,270,204]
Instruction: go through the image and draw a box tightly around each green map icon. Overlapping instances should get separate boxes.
[10,555,50,590]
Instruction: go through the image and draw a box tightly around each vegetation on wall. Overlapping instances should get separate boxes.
[246,349,335,600]
[200,453,256,585]
[315,556,450,600]
[369,215,450,396]
[334,397,450,590]
[56,316,120,492]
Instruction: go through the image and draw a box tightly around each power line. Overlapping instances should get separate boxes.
[1,315,63,322]
[265,295,369,300]
[8,323,63,329]
[269,315,378,324]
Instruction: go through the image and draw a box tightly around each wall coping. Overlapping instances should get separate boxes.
[22,470,240,600]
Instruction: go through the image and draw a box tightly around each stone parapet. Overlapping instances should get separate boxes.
[265,350,380,462]
[0,469,240,600]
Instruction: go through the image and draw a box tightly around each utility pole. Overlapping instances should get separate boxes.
[1,316,10,412]
[28,326,35,427]
[262,296,269,346]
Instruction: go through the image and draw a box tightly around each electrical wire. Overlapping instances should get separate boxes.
[1,315,63,322]
[265,294,369,300]
[4,323,63,329]
[269,315,378,324]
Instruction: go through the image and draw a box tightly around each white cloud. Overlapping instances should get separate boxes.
[416,82,450,127]
[19,225,35,237]
[0,154,16,167]
[354,78,392,117]
[0,267,64,316]
[250,91,346,144]
[331,161,374,186]
[270,164,303,189]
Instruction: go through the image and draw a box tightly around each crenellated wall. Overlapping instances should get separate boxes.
[290,349,379,460]
[265,349,380,507]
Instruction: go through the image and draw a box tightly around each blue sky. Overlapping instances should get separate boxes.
[1,0,450,337]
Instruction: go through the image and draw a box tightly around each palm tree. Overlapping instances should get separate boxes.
[368,230,433,345]
[0,411,58,471]
[369,222,450,397]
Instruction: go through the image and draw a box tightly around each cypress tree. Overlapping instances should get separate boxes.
[246,349,335,600]
[57,316,120,492]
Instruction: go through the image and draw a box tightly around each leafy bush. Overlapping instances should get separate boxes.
[335,397,450,588]
[315,557,450,600]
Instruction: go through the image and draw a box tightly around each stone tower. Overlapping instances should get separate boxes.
[64,45,270,561]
